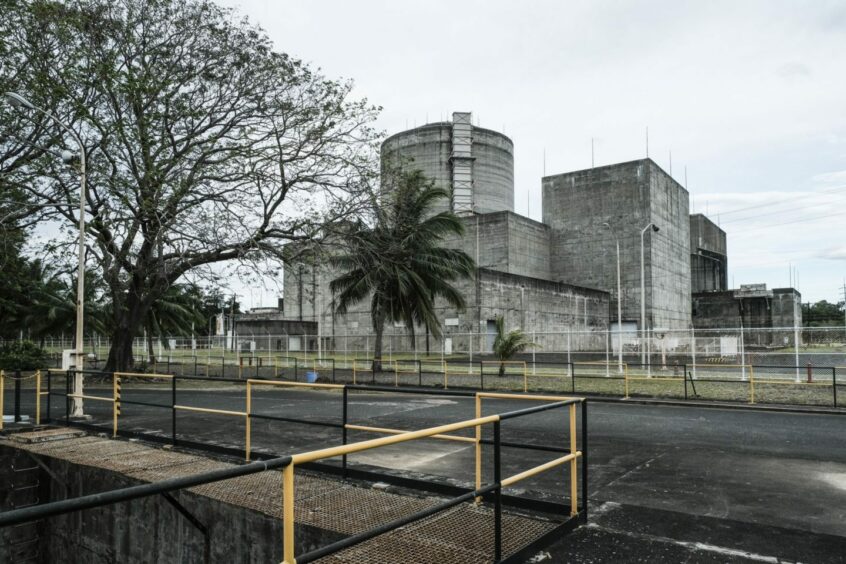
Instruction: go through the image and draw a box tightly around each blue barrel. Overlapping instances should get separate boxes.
[305,371,318,383]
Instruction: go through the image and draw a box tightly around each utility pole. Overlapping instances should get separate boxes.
[841,280,846,338]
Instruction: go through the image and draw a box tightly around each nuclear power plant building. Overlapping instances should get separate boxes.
[281,111,798,352]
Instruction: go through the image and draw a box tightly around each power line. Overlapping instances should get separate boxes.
[719,193,846,224]
[708,184,846,218]
[730,209,846,234]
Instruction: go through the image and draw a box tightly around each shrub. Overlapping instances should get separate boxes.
[0,340,48,371]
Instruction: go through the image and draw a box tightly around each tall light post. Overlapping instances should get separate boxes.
[640,222,660,365]
[4,92,87,416]
[602,222,623,373]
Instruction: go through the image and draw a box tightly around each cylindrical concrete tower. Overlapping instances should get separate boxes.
[381,112,514,215]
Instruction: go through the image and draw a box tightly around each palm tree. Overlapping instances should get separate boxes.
[492,315,539,377]
[142,284,205,363]
[331,169,475,366]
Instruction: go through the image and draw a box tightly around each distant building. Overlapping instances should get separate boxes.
[692,284,802,345]
[690,214,727,293]
[281,110,796,351]
[232,306,316,352]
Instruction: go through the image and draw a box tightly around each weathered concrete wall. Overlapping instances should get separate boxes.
[233,315,316,339]
[692,287,802,346]
[542,159,691,331]
[647,161,692,330]
[381,119,515,215]
[771,288,803,329]
[689,214,727,293]
[439,212,551,280]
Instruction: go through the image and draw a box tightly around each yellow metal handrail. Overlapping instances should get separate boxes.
[279,392,584,563]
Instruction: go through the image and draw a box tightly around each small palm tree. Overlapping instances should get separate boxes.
[492,315,539,377]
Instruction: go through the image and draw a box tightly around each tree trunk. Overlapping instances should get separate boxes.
[146,321,156,366]
[104,291,149,372]
[373,312,385,373]
[499,361,505,378]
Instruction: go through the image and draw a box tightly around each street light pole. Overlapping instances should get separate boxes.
[4,92,87,416]
[602,222,623,373]
[640,222,660,366]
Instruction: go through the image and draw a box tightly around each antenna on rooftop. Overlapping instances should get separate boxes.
[646,127,649,158]
[591,138,595,168]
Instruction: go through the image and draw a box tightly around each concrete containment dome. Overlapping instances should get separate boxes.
[380,112,514,215]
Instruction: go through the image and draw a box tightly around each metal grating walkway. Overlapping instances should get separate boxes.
[2,429,561,563]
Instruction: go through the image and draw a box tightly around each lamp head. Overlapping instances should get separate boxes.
[652,224,660,233]
[60,150,77,164]
[3,92,35,110]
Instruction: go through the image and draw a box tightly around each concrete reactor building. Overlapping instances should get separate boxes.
[277,111,801,354]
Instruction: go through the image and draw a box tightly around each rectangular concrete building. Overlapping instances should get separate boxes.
[542,159,692,331]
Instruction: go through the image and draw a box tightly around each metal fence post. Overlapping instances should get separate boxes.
[571,363,576,394]
[418,360,422,388]
[480,360,484,390]
[493,419,502,562]
[581,400,588,523]
[342,386,349,479]
[13,371,21,422]
[833,367,838,408]
[172,376,177,445]
[65,370,71,425]
[47,369,52,421]
[683,364,688,400]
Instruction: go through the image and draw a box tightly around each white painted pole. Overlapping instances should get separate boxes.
[691,326,697,380]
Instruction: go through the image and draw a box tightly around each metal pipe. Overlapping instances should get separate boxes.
[494,420,502,562]
[581,400,588,522]
[344,424,477,444]
[501,452,580,487]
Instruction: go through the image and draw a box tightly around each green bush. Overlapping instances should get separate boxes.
[0,340,48,371]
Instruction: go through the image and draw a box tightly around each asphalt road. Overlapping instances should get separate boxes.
[8,384,846,562]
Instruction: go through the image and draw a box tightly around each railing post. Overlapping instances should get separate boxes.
[14,370,21,422]
[833,367,838,408]
[282,464,296,564]
[475,394,482,501]
[342,386,348,479]
[571,363,576,394]
[46,369,52,422]
[581,400,588,523]
[194,355,198,377]
[0,371,4,430]
[171,375,177,446]
[569,403,578,516]
[35,370,41,425]
[246,381,252,461]
[493,419,502,562]
[65,370,71,425]
[683,364,688,401]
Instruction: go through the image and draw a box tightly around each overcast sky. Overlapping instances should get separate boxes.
[220,0,846,308]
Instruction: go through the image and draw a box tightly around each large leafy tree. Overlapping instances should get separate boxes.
[331,169,475,363]
[0,0,380,370]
